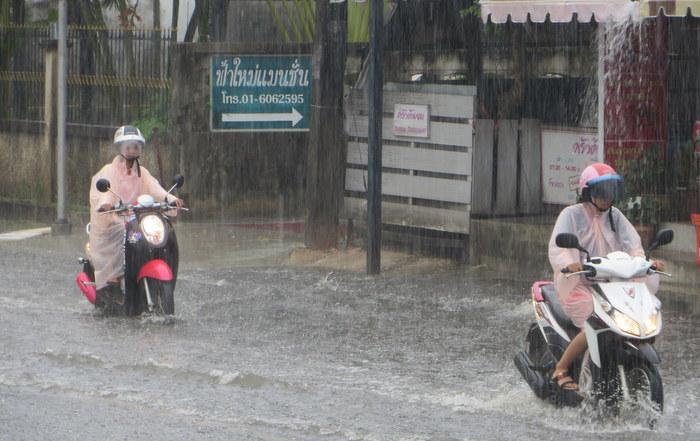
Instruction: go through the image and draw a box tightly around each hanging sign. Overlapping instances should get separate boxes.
[541,128,599,205]
[393,104,430,138]
[211,55,312,132]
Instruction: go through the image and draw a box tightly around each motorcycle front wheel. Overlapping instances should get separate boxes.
[139,278,175,316]
[624,358,664,412]
[592,357,663,427]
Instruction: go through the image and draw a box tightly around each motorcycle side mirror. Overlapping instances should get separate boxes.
[555,233,581,249]
[646,229,674,257]
[166,175,185,195]
[555,233,591,261]
[96,178,111,193]
[172,174,185,189]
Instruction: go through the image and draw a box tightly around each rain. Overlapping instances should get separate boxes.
[1,1,699,440]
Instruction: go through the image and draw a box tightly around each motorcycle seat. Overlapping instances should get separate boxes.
[540,284,575,329]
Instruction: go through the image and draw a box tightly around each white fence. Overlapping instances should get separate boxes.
[344,83,476,234]
[472,119,543,216]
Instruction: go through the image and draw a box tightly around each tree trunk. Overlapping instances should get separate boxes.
[171,0,179,36]
[184,0,210,42]
[76,1,120,118]
[183,0,199,42]
[304,0,348,249]
[197,0,210,42]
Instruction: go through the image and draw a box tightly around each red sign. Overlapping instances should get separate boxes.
[604,19,667,168]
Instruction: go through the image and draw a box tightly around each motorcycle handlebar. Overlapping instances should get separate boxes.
[648,268,673,278]
[98,202,188,215]
[166,201,189,211]
[563,265,597,279]
[560,258,671,279]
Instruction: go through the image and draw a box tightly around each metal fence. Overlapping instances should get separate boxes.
[0,24,49,122]
[66,26,174,127]
[0,24,173,128]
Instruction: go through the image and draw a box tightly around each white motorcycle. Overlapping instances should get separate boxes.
[514,229,674,422]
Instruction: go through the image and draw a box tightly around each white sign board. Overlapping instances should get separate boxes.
[541,128,599,205]
[393,104,429,138]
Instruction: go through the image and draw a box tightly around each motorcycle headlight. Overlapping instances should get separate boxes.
[140,215,166,246]
[644,311,659,335]
[611,310,641,336]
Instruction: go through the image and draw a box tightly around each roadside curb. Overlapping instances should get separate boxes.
[0,227,52,241]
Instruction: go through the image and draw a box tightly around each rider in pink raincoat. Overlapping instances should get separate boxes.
[89,125,182,307]
[547,163,665,393]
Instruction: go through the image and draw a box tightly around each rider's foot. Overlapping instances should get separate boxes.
[105,281,124,305]
[552,370,579,391]
[96,283,125,315]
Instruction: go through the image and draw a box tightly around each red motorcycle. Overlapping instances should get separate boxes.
[76,175,186,316]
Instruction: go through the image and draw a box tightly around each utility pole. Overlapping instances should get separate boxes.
[305,0,348,249]
[366,0,383,274]
[52,0,71,235]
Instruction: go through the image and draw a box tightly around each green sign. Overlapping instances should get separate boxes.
[211,55,312,132]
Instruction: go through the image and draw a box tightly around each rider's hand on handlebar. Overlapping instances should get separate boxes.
[97,203,113,213]
[650,259,666,272]
[566,262,584,273]
[168,197,185,209]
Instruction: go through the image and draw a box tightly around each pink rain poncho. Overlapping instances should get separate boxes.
[548,202,660,327]
[89,156,174,290]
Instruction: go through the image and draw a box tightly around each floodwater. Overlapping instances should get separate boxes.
[1,224,699,440]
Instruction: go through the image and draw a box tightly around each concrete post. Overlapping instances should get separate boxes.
[43,41,57,205]
[52,0,71,235]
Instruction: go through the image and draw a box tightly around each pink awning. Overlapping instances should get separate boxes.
[480,0,700,23]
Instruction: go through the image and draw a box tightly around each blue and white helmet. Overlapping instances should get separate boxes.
[113,125,145,160]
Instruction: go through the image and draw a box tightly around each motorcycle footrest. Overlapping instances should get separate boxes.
[551,387,584,408]
[514,351,549,400]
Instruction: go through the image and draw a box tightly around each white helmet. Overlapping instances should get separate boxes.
[113,125,145,160]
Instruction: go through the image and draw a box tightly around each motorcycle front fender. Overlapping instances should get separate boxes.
[622,341,661,365]
[136,259,174,283]
[584,321,602,368]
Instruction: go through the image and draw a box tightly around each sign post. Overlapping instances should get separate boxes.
[211,55,312,132]
[367,0,383,275]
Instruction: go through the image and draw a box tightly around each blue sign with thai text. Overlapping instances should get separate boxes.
[211,55,312,132]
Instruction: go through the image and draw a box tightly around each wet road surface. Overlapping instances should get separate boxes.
[1,224,699,440]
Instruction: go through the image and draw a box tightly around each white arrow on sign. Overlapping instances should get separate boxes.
[222,108,303,127]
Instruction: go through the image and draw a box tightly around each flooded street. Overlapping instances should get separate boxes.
[1,225,699,441]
